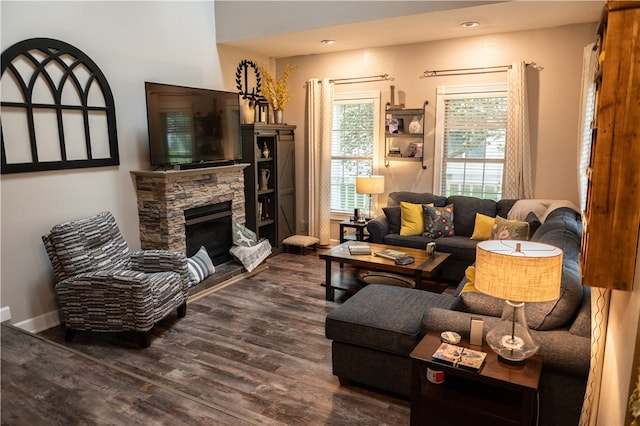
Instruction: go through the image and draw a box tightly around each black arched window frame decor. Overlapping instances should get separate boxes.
[1,38,119,174]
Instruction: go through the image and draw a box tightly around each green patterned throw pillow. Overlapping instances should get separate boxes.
[232,221,257,247]
[490,216,529,240]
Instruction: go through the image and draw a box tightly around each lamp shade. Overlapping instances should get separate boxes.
[355,175,385,195]
[474,240,563,303]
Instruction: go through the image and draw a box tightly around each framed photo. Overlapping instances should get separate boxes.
[385,118,404,134]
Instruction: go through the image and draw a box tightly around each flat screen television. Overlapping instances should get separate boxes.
[145,82,241,169]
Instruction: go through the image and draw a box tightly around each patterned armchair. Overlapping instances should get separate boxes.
[42,211,189,347]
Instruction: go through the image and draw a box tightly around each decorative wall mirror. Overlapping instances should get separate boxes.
[1,38,119,174]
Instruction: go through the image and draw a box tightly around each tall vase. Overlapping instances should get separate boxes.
[274,109,284,124]
[259,168,271,191]
[241,99,255,124]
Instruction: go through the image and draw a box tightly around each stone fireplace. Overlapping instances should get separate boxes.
[130,164,248,262]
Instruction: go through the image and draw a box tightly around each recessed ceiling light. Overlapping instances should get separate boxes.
[460,21,480,28]
[321,39,336,45]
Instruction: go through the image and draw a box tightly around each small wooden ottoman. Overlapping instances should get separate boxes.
[282,235,320,255]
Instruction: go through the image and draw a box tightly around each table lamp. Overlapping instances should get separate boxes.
[355,175,385,219]
[474,240,563,364]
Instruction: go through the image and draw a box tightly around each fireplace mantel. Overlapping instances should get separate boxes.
[131,163,249,180]
[131,163,249,254]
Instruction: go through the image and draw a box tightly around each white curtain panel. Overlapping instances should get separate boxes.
[504,61,533,199]
[579,287,611,426]
[306,78,333,246]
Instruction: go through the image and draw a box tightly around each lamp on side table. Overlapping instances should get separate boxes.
[355,175,385,219]
[474,240,563,364]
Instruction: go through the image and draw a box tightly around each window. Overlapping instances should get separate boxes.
[330,92,380,214]
[434,84,507,201]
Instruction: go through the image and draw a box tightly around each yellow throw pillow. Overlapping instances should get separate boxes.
[470,213,496,241]
[400,201,425,236]
[460,266,477,293]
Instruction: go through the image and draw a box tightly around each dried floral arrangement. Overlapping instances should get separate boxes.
[257,64,297,111]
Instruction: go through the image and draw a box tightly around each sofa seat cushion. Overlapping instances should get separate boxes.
[383,233,433,249]
[435,236,478,262]
[326,285,456,356]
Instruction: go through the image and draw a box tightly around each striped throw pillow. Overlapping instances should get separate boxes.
[187,246,215,286]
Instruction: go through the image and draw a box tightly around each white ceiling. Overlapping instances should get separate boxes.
[215,1,604,58]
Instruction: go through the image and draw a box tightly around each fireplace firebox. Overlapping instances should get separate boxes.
[184,201,233,265]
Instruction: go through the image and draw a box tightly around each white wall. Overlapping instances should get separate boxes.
[275,23,597,234]
[0,1,268,329]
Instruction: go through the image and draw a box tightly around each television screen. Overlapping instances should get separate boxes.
[145,82,241,169]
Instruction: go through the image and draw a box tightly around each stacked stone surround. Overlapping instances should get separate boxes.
[130,164,249,254]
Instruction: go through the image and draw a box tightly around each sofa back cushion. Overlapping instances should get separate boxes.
[445,196,497,237]
[388,192,447,208]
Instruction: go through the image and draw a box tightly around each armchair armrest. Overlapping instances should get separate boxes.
[366,215,389,243]
[130,250,189,286]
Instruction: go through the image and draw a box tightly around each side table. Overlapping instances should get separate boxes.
[410,332,542,426]
[339,219,370,243]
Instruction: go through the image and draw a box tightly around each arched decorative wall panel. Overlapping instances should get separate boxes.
[1,38,119,174]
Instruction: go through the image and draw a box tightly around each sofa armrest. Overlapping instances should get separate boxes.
[366,215,389,243]
[422,308,590,377]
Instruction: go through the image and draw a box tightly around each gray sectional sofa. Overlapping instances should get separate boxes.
[326,198,589,426]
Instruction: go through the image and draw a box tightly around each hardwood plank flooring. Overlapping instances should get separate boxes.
[3,252,410,425]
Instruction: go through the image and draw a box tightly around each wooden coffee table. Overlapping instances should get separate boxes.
[320,241,450,301]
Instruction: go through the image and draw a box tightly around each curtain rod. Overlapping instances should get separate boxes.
[420,62,543,78]
[330,74,394,85]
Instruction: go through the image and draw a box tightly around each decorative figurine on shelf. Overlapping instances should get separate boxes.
[409,116,422,134]
[262,142,270,158]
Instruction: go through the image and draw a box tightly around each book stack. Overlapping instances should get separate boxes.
[432,342,487,371]
[348,243,371,255]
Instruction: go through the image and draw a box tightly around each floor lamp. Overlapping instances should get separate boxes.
[474,240,563,364]
[355,175,385,220]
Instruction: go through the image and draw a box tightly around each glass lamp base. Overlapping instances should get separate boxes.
[486,300,540,364]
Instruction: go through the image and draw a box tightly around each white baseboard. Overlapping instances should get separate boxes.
[0,306,11,323]
[14,309,62,334]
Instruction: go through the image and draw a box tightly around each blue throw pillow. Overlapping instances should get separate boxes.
[187,246,215,286]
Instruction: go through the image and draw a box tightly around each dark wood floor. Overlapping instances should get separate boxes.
[2,252,410,425]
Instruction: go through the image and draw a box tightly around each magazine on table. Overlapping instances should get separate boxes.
[431,342,487,372]
[374,248,409,260]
